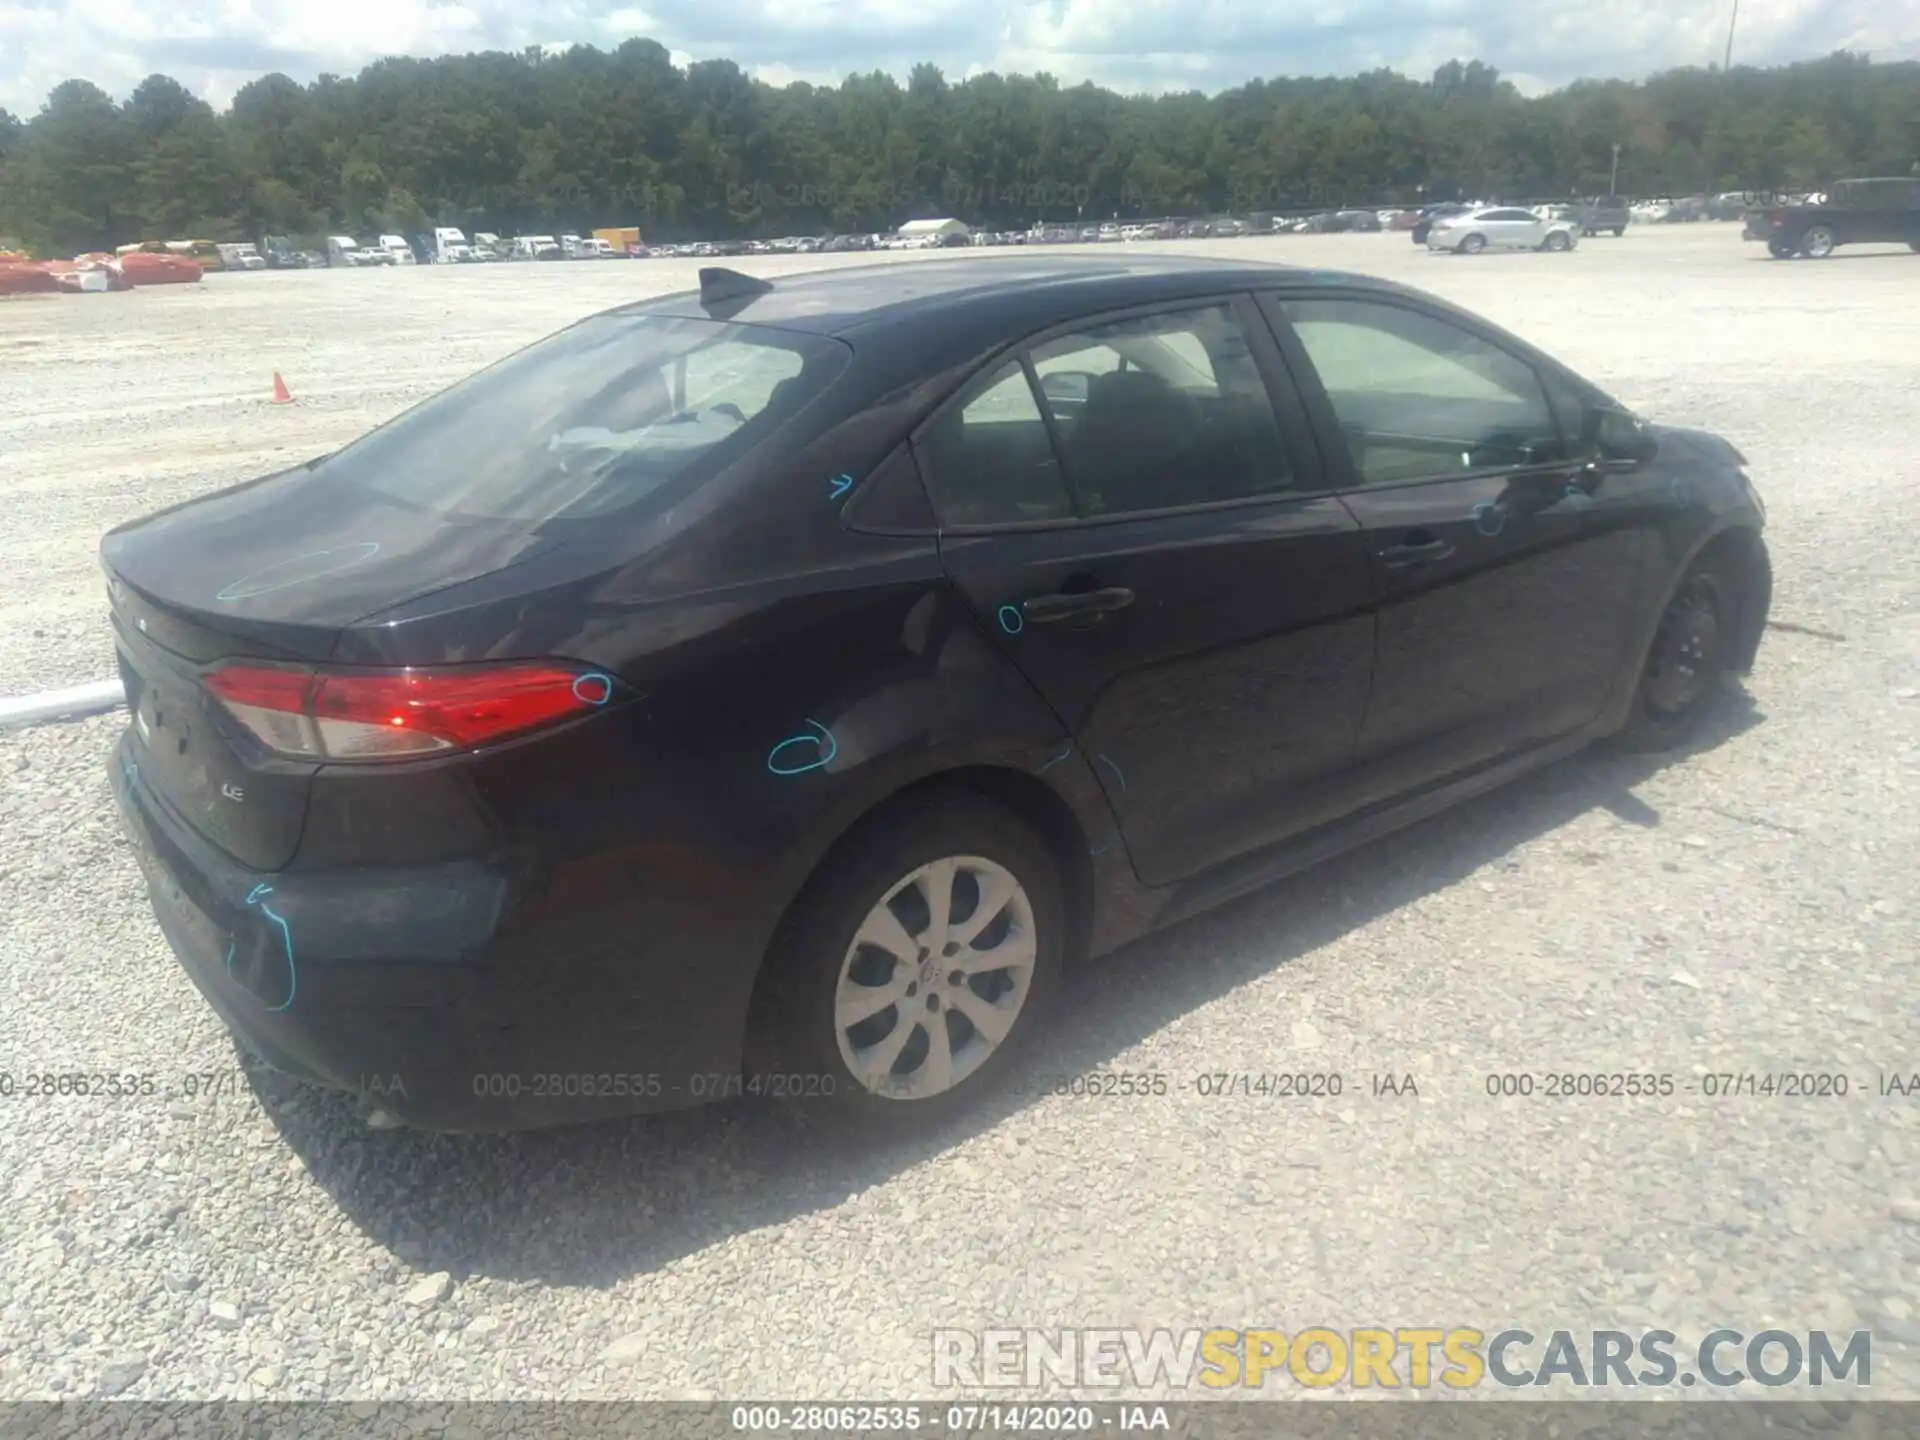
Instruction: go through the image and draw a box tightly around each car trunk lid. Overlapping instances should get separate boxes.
[101,464,559,871]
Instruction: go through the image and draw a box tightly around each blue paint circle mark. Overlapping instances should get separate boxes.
[1097,754,1128,793]
[828,473,854,500]
[997,605,1024,636]
[216,542,381,603]
[1472,501,1507,537]
[571,672,614,706]
[767,719,838,777]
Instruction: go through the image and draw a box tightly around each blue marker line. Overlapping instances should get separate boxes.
[767,719,838,776]
[227,883,297,1011]
[997,605,1024,636]
[1090,830,1122,858]
[1037,746,1072,774]
[257,899,297,1012]
[1096,755,1127,793]
[829,473,854,500]
[571,672,614,706]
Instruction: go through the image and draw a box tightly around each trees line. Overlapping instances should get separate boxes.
[0,45,1915,258]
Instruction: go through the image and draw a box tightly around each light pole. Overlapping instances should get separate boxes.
[1610,143,1622,197]
[1724,0,1739,71]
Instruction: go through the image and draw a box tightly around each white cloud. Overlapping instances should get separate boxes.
[1,0,1914,114]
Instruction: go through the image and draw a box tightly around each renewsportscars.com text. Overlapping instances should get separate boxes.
[932,1327,1872,1390]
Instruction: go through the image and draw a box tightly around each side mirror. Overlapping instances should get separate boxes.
[1590,407,1658,465]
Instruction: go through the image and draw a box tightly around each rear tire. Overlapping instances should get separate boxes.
[1609,553,1738,753]
[1800,225,1836,258]
[748,791,1066,1131]
[1612,227,1625,237]
[1767,240,1794,259]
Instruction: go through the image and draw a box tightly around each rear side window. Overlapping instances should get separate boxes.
[1030,303,1292,515]
[914,361,1075,527]
[317,314,850,523]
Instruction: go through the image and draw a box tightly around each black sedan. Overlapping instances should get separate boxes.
[102,255,1771,1132]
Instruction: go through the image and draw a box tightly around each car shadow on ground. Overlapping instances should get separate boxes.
[248,692,1762,1288]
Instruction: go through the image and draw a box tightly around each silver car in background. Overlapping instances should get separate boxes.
[1428,206,1579,254]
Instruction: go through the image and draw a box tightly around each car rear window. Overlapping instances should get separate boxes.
[316,313,851,523]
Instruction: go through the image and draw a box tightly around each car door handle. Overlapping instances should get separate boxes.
[1379,538,1455,568]
[1022,587,1136,622]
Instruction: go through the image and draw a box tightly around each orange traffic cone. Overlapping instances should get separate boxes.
[270,372,293,404]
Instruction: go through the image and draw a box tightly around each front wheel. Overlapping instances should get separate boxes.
[749,791,1066,1128]
[1610,554,1736,752]
[1459,233,1486,255]
[1542,231,1571,252]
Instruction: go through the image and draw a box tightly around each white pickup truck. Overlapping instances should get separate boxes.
[325,236,380,267]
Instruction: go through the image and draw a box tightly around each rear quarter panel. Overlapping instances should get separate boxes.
[332,348,1128,1077]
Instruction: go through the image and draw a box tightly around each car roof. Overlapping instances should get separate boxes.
[619,253,1400,340]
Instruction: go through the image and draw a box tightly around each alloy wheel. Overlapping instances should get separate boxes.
[1802,226,1835,258]
[833,856,1037,1100]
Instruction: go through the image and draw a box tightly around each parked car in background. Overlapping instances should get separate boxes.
[1410,204,1472,244]
[1748,177,1920,258]
[217,243,267,271]
[1429,206,1579,254]
[1578,196,1630,236]
[513,236,564,261]
[373,235,415,265]
[325,236,375,267]
[102,255,1770,1132]
[260,237,309,269]
[1332,210,1383,232]
[166,240,225,271]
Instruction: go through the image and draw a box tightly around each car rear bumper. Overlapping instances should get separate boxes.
[109,733,739,1131]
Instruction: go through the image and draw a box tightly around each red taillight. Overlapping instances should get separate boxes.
[1768,209,1788,225]
[204,663,616,761]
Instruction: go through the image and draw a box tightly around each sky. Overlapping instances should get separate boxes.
[0,0,1915,116]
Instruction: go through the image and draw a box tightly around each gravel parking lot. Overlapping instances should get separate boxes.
[2,226,1917,1403]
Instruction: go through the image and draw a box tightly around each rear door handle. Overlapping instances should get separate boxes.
[1022,587,1136,622]
[1379,538,1455,568]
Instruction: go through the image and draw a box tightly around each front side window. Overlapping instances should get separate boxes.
[1029,303,1292,515]
[1278,297,1561,486]
[318,314,849,524]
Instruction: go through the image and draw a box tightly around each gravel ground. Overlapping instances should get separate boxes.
[1,226,1918,1404]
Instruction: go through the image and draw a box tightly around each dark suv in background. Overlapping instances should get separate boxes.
[1748,177,1920,258]
[1579,197,1630,236]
